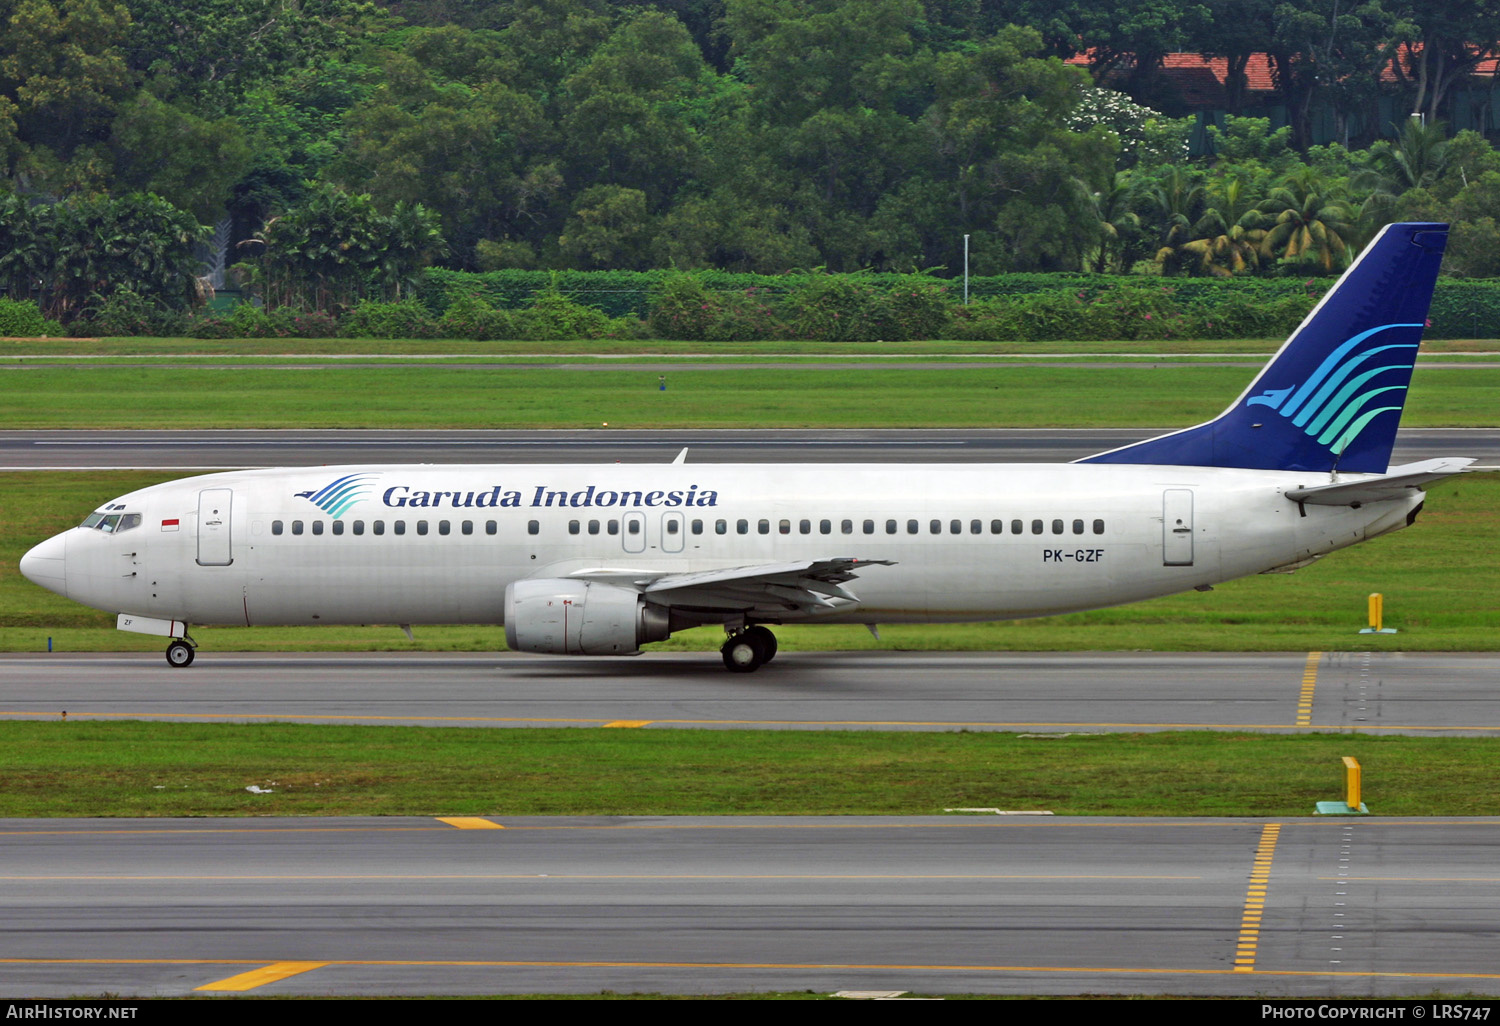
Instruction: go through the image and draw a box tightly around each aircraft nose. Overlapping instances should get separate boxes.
[19,532,67,598]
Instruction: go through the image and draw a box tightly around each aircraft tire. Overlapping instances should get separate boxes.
[743,625,778,663]
[165,640,195,668]
[720,634,763,672]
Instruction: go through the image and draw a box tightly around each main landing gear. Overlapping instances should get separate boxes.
[165,636,196,668]
[721,625,777,672]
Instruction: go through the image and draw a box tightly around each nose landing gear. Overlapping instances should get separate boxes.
[720,624,777,672]
[165,636,196,668]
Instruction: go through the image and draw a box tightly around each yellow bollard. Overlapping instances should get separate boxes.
[1316,756,1369,814]
[1342,756,1361,810]
[1359,592,1397,634]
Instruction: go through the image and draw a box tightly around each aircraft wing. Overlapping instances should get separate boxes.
[566,558,895,615]
[1284,457,1477,506]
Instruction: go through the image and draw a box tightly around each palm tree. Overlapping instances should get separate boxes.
[1080,171,1140,273]
[1178,175,1262,277]
[1254,168,1357,274]
[1142,166,1206,275]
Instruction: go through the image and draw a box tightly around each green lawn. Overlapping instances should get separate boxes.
[0,721,1492,818]
[5,335,1499,357]
[2,362,1497,429]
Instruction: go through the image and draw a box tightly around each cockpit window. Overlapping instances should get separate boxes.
[80,511,141,533]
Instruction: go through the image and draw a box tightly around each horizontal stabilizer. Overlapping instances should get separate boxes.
[1285,457,1476,506]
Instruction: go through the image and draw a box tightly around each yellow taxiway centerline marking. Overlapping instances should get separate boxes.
[3,819,1499,840]
[5,709,1498,731]
[436,817,504,829]
[603,720,653,728]
[194,961,328,992]
[0,873,1205,882]
[6,956,1500,982]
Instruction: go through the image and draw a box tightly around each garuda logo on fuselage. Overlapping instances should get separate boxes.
[295,473,379,519]
[1244,323,1421,455]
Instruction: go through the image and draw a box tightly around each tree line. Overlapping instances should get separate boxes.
[0,0,1498,326]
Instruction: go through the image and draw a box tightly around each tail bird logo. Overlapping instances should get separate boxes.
[295,473,379,519]
[1245,323,1421,455]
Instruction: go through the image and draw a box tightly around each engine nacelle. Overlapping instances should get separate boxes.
[504,578,671,655]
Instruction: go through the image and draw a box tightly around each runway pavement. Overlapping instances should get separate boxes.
[3,815,1499,997]
[3,427,1498,468]
[3,651,1498,735]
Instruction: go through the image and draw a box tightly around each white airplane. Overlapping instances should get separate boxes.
[20,222,1475,672]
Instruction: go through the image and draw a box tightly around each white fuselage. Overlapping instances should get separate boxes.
[39,462,1420,629]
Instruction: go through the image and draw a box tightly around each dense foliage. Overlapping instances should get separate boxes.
[0,1,1498,327]
[127,272,1500,341]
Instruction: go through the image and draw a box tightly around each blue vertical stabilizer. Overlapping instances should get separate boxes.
[1079,223,1449,473]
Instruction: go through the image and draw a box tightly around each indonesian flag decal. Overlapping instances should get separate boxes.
[161,518,180,532]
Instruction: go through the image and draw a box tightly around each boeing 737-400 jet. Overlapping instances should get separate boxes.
[19,223,1477,671]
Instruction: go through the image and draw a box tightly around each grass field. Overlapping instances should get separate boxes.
[3,471,1497,653]
[2,362,1498,429]
[5,336,1499,356]
[4,336,1497,829]
[0,721,1495,818]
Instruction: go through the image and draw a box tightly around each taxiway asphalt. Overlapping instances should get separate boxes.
[3,651,1498,735]
[3,815,1499,997]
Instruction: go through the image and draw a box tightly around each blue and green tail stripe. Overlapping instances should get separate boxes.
[1081,223,1448,474]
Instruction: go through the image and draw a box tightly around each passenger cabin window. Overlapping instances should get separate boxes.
[758,519,770,535]
[1052,519,1064,534]
[439,520,451,536]
[800,519,811,534]
[841,519,853,535]
[353,521,365,536]
[417,520,428,536]
[1031,520,1042,535]
[568,520,580,535]
[292,521,304,536]
[886,520,897,534]
[907,520,918,535]
[462,521,473,536]
[1093,519,1105,535]
[374,520,386,536]
[990,520,1003,534]
[863,520,874,534]
[1073,519,1084,535]
[394,521,406,536]
[527,520,539,535]
[589,520,601,535]
[332,521,344,536]
[272,520,283,535]
[486,521,497,535]
[778,519,789,535]
[312,521,324,536]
